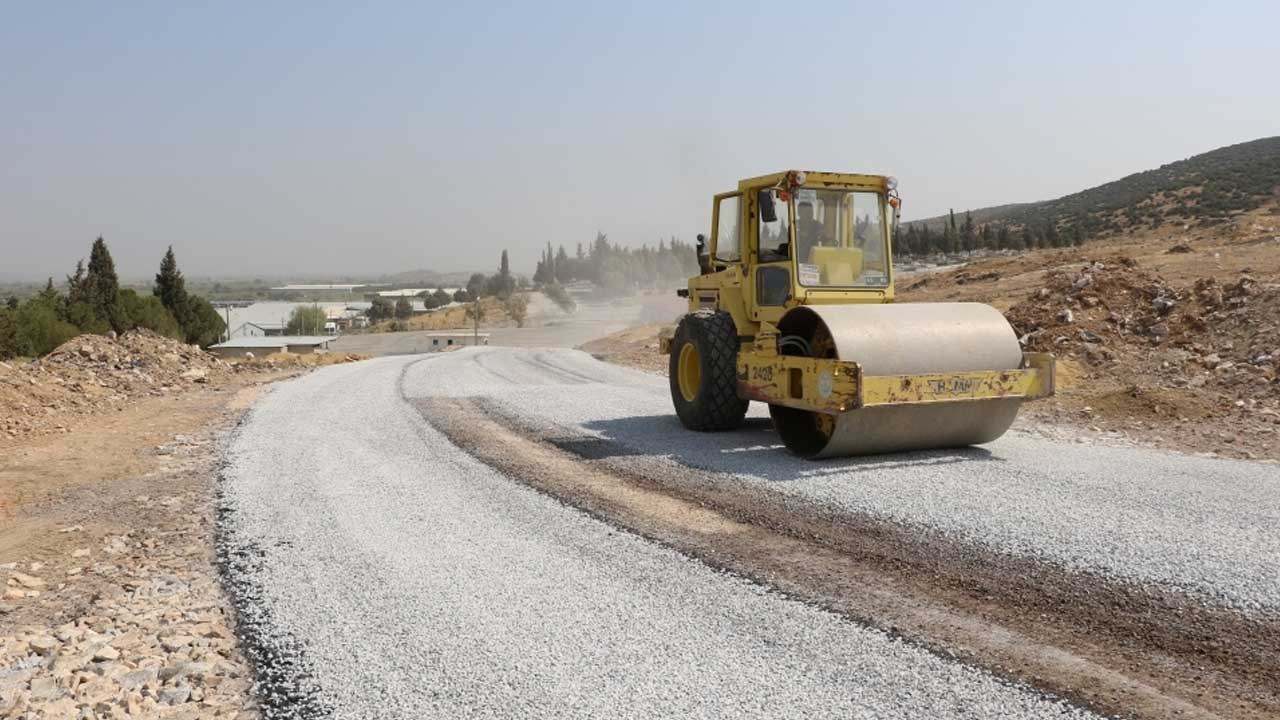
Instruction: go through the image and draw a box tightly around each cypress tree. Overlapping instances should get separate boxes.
[85,237,122,330]
[154,245,194,339]
[960,211,976,252]
[67,260,88,306]
[998,226,1015,250]
[154,246,189,313]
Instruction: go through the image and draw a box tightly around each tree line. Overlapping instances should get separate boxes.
[895,210,1087,257]
[531,234,699,295]
[0,238,224,359]
[366,249,534,326]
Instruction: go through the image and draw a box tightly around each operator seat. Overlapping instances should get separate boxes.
[807,246,864,285]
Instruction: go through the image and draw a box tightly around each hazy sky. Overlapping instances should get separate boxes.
[2,1,1277,281]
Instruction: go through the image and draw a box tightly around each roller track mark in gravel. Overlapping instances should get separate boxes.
[419,395,1280,720]
[470,349,526,385]
[512,352,594,385]
[529,351,611,384]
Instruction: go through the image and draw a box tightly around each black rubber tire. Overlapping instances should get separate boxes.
[669,310,749,431]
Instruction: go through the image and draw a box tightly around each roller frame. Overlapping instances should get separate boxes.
[736,349,1054,415]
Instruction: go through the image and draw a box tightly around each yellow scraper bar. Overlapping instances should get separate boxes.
[736,352,1054,414]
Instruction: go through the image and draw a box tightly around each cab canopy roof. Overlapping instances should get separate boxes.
[736,170,891,192]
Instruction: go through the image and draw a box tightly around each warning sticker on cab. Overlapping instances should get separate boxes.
[798,263,821,286]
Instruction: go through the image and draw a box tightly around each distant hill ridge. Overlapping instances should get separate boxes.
[909,136,1280,238]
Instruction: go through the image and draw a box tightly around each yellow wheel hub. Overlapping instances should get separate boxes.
[677,342,702,402]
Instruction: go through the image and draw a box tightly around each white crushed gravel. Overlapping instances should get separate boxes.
[220,353,1100,718]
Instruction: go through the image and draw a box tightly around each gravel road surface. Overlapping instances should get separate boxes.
[221,353,1102,719]
[219,347,1279,717]
[405,348,1280,617]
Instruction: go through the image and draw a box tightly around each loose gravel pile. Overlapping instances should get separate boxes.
[219,356,1099,719]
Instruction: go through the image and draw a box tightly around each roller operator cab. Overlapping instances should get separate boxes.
[660,170,1055,458]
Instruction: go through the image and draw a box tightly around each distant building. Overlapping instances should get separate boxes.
[228,321,286,339]
[208,336,333,359]
[376,288,461,298]
[419,331,489,352]
[269,284,377,293]
[563,281,596,299]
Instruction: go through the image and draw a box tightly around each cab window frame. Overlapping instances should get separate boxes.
[711,192,743,264]
[793,188,892,290]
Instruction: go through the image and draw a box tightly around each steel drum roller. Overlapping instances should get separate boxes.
[769,303,1025,458]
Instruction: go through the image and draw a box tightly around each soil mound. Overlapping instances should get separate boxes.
[1007,256,1277,380]
[0,329,233,439]
[1005,256,1279,455]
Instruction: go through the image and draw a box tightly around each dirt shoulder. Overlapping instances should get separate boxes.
[0,378,289,719]
[580,324,669,375]
[0,329,346,719]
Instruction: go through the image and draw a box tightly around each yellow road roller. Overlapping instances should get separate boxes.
[660,170,1054,458]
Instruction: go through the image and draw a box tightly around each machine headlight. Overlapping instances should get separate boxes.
[886,176,898,190]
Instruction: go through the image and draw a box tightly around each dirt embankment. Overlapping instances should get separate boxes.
[0,329,363,444]
[1,329,366,718]
[1001,256,1277,459]
[581,324,670,375]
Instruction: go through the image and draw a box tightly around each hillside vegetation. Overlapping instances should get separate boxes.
[899,136,1280,256]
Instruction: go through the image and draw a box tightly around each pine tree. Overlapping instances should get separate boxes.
[555,245,571,283]
[488,249,515,298]
[154,246,189,314]
[998,226,1016,250]
[40,278,60,304]
[67,260,88,306]
[943,210,958,254]
[960,211,976,253]
[919,225,935,256]
[85,237,122,331]
[1043,221,1061,248]
[154,245,201,342]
